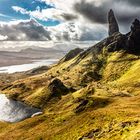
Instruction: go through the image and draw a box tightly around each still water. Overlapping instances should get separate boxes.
[0,94,41,122]
[0,59,58,73]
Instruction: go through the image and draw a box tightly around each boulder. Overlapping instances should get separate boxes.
[48,78,69,98]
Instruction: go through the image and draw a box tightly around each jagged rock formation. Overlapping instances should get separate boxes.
[108,9,119,36]
[127,19,140,53]
[105,18,140,53]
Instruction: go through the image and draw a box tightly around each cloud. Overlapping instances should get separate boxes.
[12,6,29,15]
[12,5,77,22]
[48,22,106,41]
[6,0,140,41]
[73,0,140,25]
[0,34,8,41]
[11,1,140,31]
[125,0,140,6]
[0,13,11,18]
[0,19,106,41]
[61,14,77,21]
[0,19,51,41]
[37,0,140,33]
[11,0,140,25]
[74,0,108,24]
[7,0,140,41]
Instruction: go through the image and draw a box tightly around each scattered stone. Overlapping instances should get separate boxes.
[113,92,132,97]
[119,120,139,128]
[120,121,132,128]
[79,128,101,140]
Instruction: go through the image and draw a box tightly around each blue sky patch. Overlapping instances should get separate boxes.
[0,0,58,26]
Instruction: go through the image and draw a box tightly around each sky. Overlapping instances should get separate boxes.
[0,0,60,26]
[0,0,139,41]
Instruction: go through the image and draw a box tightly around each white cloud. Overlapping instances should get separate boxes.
[39,0,101,11]
[0,34,8,41]
[29,8,65,21]
[34,0,84,22]
[0,19,51,41]
[12,6,29,15]
[11,1,108,40]
[0,13,11,18]
[36,0,140,33]
[12,5,76,22]
[0,19,106,41]
[12,0,140,31]
[37,0,106,18]
[4,0,140,43]
[48,22,106,41]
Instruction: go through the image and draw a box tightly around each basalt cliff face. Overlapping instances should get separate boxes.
[1,11,140,140]
[107,18,140,54]
[108,9,119,36]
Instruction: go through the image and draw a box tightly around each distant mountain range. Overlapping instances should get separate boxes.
[0,41,90,67]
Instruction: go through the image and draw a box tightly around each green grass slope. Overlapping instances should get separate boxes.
[1,32,140,139]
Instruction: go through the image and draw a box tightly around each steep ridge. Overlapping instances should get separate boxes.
[1,11,140,140]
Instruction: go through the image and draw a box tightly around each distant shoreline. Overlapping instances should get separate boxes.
[0,59,32,67]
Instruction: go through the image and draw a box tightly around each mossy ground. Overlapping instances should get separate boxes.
[1,39,140,139]
[0,94,140,140]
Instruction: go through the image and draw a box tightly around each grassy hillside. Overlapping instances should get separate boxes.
[1,32,140,140]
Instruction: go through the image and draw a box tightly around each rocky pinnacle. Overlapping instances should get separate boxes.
[108,9,119,36]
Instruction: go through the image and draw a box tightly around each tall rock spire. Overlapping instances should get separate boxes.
[108,9,119,36]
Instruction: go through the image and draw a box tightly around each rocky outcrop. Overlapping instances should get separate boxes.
[60,48,84,63]
[108,9,119,36]
[25,66,49,75]
[105,33,127,52]
[105,18,140,53]
[48,78,69,98]
[127,19,140,53]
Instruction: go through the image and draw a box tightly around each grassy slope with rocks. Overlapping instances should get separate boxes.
[0,30,140,140]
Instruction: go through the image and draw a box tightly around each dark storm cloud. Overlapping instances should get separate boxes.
[73,0,140,26]
[125,0,140,6]
[74,0,108,24]
[62,13,78,21]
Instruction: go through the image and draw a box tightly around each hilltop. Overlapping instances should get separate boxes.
[0,10,140,140]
